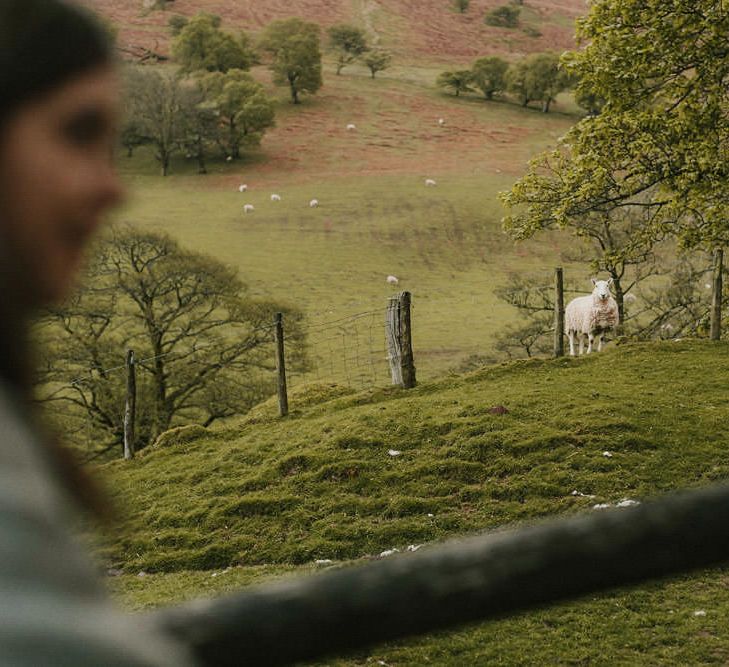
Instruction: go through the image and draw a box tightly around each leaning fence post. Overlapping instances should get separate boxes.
[554,267,565,358]
[123,349,136,460]
[711,248,723,341]
[274,313,289,417]
[399,292,416,388]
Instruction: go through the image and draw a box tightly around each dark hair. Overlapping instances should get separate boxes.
[0,1,114,125]
[0,0,115,518]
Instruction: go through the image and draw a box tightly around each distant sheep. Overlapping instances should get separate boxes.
[424,178,437,187]
[238,184,247,192]
[565,278,619,355]
[309,199,319,208]
[346,123,357,131]
[271,194,281,202]
[226,156,233,162]
[386,275,399,285]
[243,204,255,213]
[438,118,445,126]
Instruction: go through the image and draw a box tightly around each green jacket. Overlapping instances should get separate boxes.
[0,381,196,665]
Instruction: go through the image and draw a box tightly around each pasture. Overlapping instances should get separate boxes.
[101,341,729,664]
[114,66,579,382]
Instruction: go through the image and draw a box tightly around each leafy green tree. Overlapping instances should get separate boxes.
[363,50,392,79]
[35,227,306,459]
[172,12,256,74]
[502,0,729,250]
[178,84,219,174]
[471,56,508,100]
[506,53,570,111]
[199,69,276,160]
[168,14,188,36]
[327,24,369,75]
[484,5,520,28]
[124,67,184,176]
[453,0,470,13]
[436,70,475,97]
[260,18,323,104]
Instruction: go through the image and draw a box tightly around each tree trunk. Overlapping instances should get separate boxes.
[522,97,530,107]
[611,273,625,330]
[289,77,300,104]
[542,98,551,113]
[370,70,376,79]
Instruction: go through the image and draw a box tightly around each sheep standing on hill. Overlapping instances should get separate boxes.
[271,194,281,202]
[425,178,437,187]
[309,199,319,208]
[565,279,619,356]
[243,204,255,214]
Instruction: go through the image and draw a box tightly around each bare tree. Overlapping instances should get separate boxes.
[35,227,306,459]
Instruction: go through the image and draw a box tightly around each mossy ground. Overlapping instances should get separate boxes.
[99,341,729,664]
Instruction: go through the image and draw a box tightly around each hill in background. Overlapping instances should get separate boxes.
[84,0,584,62]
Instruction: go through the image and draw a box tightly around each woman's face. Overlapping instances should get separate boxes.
[0,65,124,305]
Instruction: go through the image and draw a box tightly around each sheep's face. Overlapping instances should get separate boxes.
[591,278,613,302]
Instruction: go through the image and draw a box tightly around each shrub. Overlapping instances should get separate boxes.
[485,5,520,28]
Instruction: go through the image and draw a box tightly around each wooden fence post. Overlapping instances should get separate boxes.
[386,292,416,388]
[711,248,723,341]
[274,313,289,417]
[399,292,416,389]
[123,349,136,460]
[554,267,565,358]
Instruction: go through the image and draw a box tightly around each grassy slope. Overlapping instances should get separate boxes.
[100,341,729,663]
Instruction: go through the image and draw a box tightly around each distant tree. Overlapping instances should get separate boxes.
[178,84,218,174]
[485,5,520,28]
[437,70,475,97]
[327,24,369,75]
[505,59,531,106]
[172,12,256,74]
[363,50,392,79]
[260,18,323,104]
[168,14,188,36]
[525,52,572,112]
[453,0,470,13]
[35,227,306,458]
[506,53,570,111]
[124,67,184,176]
[198,69,276,160]
[471,56,508,100]
[119,118,147,158]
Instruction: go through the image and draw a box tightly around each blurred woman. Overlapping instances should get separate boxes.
[0,2,194,663]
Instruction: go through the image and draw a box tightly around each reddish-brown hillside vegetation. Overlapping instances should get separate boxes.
[82,0,584,62]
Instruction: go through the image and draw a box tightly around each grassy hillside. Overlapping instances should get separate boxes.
[98,341,729,664]
[84,0,584,62]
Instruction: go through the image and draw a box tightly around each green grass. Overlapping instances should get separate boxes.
[96,341,729,663]
[113,68,577,383]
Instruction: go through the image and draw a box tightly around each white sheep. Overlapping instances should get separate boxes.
[565,278,619,356]
[238,184,247,192]
[309,199,319,208]
[438,118,445,126]
[424,178,437,187]
[346,123,357,131]
[243,204,255,213]
[270,194,281,202]
[386,275,399,285]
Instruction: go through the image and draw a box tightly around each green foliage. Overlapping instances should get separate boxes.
[436,69,475,97]
[503,0,729,251]
[198,69,276,160]
[36,227,305,457]
[327,24,369,75]
[260,18,323,104]
[363,50,392,79]
[453,0,470,13]
[471,56,508,100]
[168,14,188,37]
[484,5,520,28]
[505,52,570,111]
[172,13,256,74]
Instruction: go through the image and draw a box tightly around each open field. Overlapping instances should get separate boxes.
[113,66,580,382]
[100,341,729,663]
